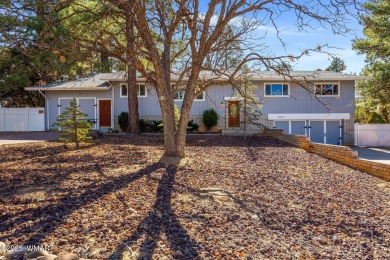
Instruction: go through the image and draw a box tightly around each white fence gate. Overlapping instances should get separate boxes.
[0,108,45,131]
[355,124,390,146]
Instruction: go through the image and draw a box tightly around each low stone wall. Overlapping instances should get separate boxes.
[260,129,390,181]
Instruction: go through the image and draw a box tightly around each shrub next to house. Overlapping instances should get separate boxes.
[118,112,129,132]
[203,108,218,130]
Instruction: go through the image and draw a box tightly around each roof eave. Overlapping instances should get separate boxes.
[25,86,112,91]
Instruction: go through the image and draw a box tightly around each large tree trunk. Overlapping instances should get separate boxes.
[160,98,177,157]
[175,83,197,158]
[126,13,140,134]
[175,107,191,158]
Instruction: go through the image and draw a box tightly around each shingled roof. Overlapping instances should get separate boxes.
[25,73,112,91]
[26,71,365,91]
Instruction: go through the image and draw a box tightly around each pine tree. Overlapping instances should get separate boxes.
[353,0,390,123]
[325,57,346,72]
[56,98,92,147]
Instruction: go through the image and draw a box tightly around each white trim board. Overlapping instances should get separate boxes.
[224,97,244,101]
[268,113,350,120]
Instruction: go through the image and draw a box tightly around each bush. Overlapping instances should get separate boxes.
[202,108,218,130]
[174,104,180,131]
[187,120,199,133]
[139,119,163,133]
[118,112,129,132]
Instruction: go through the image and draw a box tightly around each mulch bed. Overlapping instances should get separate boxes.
[0,135,389,259]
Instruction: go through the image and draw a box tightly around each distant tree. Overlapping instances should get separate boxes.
[325,57,346,72]
[56,98,92,147]
[0,0,96,107]
[353,0,389,123]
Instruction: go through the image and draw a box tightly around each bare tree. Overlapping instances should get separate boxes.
[128,0,359,157]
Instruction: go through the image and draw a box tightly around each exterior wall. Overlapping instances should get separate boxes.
[45,90,112,129]
[258,80,355,114]
[44,79,356,133]
[111,82,235,118]
[261,129,390,182]
[343,116,355,146]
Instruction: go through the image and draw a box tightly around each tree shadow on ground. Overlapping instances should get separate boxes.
[109,162,199,260]
[98,134,294,149]
[0,162,163,244]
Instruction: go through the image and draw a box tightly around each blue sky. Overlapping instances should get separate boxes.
[256,21,367,74]
[198,1,367,74]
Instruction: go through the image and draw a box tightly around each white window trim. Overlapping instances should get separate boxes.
[120,83,128,98]
[264,83,290,97]
[137,84,147,98]
[174,90,185,101]
[194,91,205,101]
[314,82,340,97]
[120,83,147,98]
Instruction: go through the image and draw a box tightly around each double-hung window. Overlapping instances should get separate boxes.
[174,87,205,101]
[174,90,185,101]
[120,84,147,97]
[265,83,289,97]
[315,83,339,96]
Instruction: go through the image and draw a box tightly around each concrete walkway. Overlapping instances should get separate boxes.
[0,132,59,145]
[351,147,390,165]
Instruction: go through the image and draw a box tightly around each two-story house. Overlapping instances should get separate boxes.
[26,71,363,146]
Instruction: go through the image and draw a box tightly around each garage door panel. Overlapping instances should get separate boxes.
[326,121,341,145]
[275,121,289,134]
[59,99,72,114]
[309,121,324,144]
[291,121,306,135]
[78,99,96,119]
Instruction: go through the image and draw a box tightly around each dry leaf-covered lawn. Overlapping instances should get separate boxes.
[0,135,389,259]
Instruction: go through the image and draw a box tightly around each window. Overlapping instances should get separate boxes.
[194,88,205,101]
[120,84,147,97]
[137,84,146,97]
[120,83,127,97]
[315,83,339,96]
[174,90,185,101]
[174,90,205,101]
[265,83,289,96]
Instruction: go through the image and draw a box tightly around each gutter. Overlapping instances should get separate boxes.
[38,89,50,130]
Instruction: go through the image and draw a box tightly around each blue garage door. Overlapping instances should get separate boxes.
[326,121,341,145]
[309,121,325,143]
[274,121,289,134]
[291,121,306,135]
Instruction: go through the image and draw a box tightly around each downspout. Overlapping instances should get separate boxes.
[38,89,49,130]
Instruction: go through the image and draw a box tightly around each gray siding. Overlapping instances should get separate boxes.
[113,82,162,116]
[44,79,355,129]
[112,82,236,118]
[46,90,112,129]
[257,80,355,114]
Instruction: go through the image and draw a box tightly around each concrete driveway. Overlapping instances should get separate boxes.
[351,147,390,165]
[0,132,59,145]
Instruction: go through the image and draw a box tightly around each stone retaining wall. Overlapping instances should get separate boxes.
[260,129,390,181]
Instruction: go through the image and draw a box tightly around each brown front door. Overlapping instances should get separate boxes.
[99,100,111,127]
[228,101,240,128]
